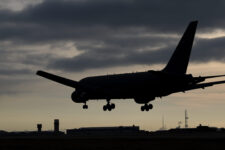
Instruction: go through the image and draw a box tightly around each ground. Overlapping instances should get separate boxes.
[0,136,225,150]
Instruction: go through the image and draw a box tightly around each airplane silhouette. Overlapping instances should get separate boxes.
[37,21,225,111]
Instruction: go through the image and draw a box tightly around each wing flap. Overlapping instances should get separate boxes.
[36,70,78,88]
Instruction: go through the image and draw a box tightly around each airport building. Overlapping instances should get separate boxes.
[67,125,141,136]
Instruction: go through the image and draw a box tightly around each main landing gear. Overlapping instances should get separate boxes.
[83,102,88,109]
[103,99,115,111]
[141,104,153,111]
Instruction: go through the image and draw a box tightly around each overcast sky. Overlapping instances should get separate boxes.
[1,0,225,131]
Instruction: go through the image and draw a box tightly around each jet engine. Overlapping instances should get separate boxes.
[71,91,88,103]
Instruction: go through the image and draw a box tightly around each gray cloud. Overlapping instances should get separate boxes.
[48,38,225,72]
[0,68,32,76]
[1,0,225,74]
[0,77,36,96]
[192,37,225,62]
[1,0,225,42]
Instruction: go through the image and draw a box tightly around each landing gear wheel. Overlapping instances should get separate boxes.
[145,107,149,111]
[108,106,112,111]
[103,104,112,111]
[111,103,115,109]
[141,106,145,111]
[140,104,153,111]
[148,104,153,109]
[83,104,88,109]
[103,105,107,111]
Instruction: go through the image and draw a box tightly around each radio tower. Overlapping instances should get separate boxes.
[159,115,166,130]
[185,109,188,128]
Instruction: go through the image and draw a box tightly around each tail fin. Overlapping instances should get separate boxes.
[162,21,198,74]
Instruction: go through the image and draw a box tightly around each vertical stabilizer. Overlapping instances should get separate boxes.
[162,21,198,74]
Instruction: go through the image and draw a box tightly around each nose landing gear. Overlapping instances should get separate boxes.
[141,104,153,111]
[82,102,88,109]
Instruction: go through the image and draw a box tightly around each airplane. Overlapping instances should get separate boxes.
[36,21,225,111]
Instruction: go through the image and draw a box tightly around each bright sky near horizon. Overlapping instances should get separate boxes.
[1,0,225,132]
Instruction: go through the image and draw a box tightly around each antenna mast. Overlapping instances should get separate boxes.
[185,109,188,128]
[159,115,166,130]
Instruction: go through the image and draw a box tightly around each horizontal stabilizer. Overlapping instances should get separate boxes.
[36,70,78,88]
[200,74,225,79]
[181,80,225,92]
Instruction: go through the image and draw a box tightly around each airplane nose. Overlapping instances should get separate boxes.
[71,91,78,102]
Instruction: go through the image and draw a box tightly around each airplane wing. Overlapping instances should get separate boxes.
[181,80,225,92]
[36,70,79,88]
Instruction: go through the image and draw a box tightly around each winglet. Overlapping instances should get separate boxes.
[36,70,79,88]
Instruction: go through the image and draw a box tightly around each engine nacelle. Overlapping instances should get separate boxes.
[134,97,155,104]
[71,91,88,103]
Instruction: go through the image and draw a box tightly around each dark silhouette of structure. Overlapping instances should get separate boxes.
[1,119,225,150]
[159,115,166,130]
[36,21,225,111]
[54,119,59,133]
[67,125,141,136]
[1,125,225,150]
[0,119,64,137]
[37,124,42,132]
[1,124,225,138]
[185,109,188,128]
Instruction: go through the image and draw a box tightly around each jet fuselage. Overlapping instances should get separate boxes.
[71,70,194,103]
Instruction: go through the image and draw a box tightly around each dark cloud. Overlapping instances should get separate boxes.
[48,37,225,72]
[48,47,171,72]
[0,68,32,76]
[192,37,225,62]
[16,0,225,28]
[1,0,225,73]
[1,0,225,42]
